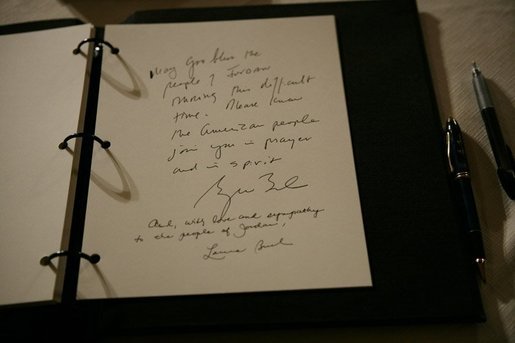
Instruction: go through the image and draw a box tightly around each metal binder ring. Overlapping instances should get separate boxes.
[73,38,120,55]
[40,250,101,266]
[58,133,111,150]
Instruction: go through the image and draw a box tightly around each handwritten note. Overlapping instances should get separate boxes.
[79,16,372,299]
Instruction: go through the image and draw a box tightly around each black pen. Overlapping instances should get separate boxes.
[445,117,486,282]
[472,63,515,199]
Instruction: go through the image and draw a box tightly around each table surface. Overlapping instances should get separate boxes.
[1,1,514,342]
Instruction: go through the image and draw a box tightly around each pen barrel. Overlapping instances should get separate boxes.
[481,107,512,170]
[467,230,486,262]
[455,177,481,232]
[472,73,493,110]
[454,177,486,260]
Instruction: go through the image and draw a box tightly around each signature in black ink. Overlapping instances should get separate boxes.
[195,173,308,220]
[202,243,246,260]
[259,172,308,192]
[194,175,255,220]
[254,237,293,253]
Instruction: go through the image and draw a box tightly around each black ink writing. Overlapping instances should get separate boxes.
[234,221,279,238]
[272,114,320,132]
[185,56,205,78]
[162,77,200,98]
[227,64,271,78]
[178,228,215,241]
[264,136,312,150]
[259,172,308,192]
[231,85,251,97]
[148,218,176,229]
[172,111,206,124]
[210,143,235,159]
[255,237,293,253]
[149,66,177,80]
[194,175,255,220]
[167,145,198,161]
[210,48,235,64]
[267,207,325,222]
[202,243,246,260]
[170,92,217,107]
[172,162,198,174]
[225,98,258,111]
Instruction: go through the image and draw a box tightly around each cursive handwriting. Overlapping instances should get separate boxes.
[210,48,235,64]
[195,173,308,219]
[259,172,308,192]
[149,66,177,80]
[233,221,279,238]
[264,136,312,150]
[143,40,329,265]
[170,92,217,107]
[254,237,293,253]
[148,218,176,229]
[272,114,320,132]
[202,243,247,260]
[229,156,282,170]
[172,111,206,124]
[226,64,271,78]
[178,228,215,241]
[162,77,200,98]
[225,98,258,111]
[185,56,205,78]
[267,207,325,222]
[167,145,198,161]
[194,175,255,220]
[200,122,264,136]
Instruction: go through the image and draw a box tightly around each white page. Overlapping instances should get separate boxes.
[79,16,371,299]
[0,24,91,305]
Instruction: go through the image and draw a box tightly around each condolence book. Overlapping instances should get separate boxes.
[0,0,484,335]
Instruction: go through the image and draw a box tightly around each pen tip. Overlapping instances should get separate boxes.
[472,62,480,75]
[447,117,457,126]
[476,258,486,283]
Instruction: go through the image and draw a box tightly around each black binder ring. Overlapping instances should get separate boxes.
[40,250,101,266]
[73,38,120,55]
[58,133,111,150]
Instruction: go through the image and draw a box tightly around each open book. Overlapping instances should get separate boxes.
[0,0,484,331]
[1,15,371,304]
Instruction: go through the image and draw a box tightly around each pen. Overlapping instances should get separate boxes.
[472,63,515,199]
[445,117,486,282]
